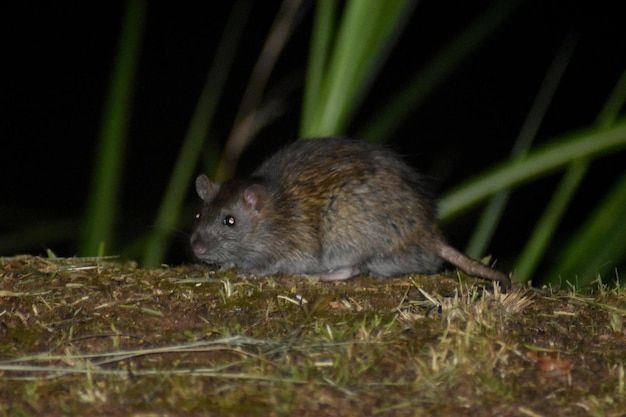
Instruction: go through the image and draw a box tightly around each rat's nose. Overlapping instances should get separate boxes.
[190,232,217,256]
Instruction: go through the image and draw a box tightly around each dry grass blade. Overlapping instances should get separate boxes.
[1,256,626,416]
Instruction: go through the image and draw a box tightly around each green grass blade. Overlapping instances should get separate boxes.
[302,0,416,137]
[439,120,626,221]
[300,0,337,136]
[596,70,626,128]
[540,70,626,286]
[514,160,588,282]
[359,0,524,142]
[140,1,252,267]
[516,70,626,284]
[546,169,626,286]
[309,0,387,135]
[79,0,146,256]
[344,1,417,129]
[465,34,577,258]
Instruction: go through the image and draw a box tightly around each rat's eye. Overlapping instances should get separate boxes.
[195,212,201,220]
[223,215,236,227]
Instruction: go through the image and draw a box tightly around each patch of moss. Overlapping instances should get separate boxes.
[1,256,625,416]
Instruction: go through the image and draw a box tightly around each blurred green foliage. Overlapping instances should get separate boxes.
[7,0,625,288]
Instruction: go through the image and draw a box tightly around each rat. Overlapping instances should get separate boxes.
[190,137,512,291]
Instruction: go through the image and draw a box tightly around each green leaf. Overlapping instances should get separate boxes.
[465,34,577,258]
[514,70,626,284]
[301,0,417,137]
[359,0,524,142]
[141,1,252,267]
[439,121,626,221]
[546,169,626,286]
[514,159,588,282]
[79,0,146,256]
[300,0,338,134]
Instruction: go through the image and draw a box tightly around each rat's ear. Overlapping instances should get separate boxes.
[243,184,268,214]
[195,174,219,202]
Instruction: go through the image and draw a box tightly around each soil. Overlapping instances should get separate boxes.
[1,255,625,416]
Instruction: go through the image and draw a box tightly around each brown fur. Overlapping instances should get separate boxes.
[191,138,511,290]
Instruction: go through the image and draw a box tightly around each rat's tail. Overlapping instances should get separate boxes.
[436,242,512,292]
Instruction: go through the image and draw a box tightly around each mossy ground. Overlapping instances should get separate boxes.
[1,256,625,416]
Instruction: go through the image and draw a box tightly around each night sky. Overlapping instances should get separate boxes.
[2,1,625,271]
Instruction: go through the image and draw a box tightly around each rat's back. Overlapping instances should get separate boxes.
[253,137,444,278]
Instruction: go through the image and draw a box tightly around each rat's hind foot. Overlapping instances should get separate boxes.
[304,267,360,281]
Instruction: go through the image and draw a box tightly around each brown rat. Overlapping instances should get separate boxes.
[191,137,512,290]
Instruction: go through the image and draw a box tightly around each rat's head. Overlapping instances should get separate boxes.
[190,174,272,269]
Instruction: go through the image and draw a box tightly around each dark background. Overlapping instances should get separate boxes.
[2,1,625,273]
